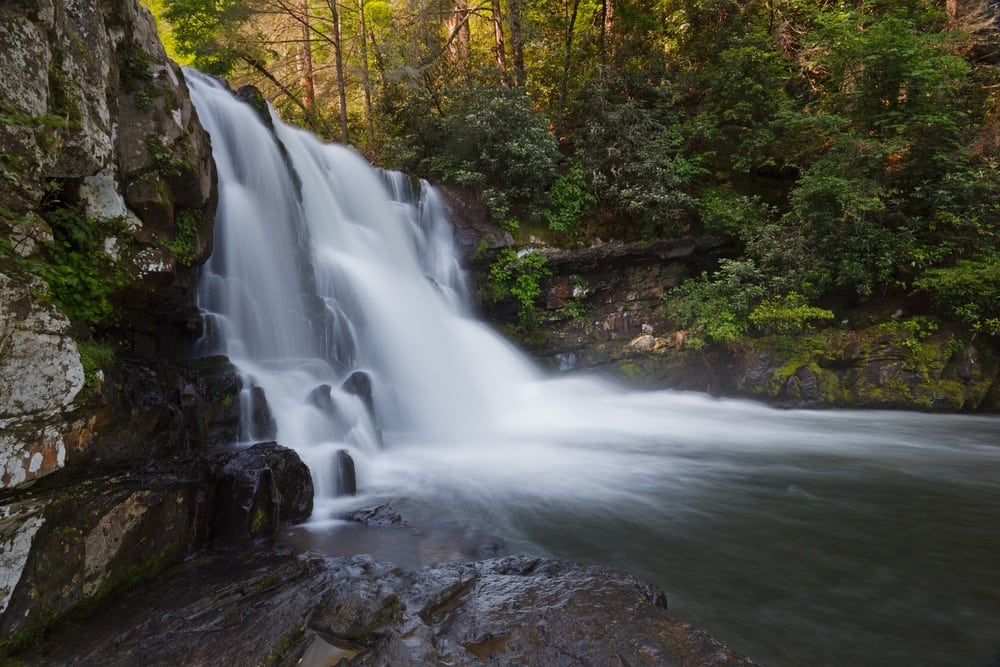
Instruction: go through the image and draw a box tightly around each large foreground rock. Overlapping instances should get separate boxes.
[28,548,757,666]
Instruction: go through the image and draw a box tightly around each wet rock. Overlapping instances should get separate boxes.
[335,448,357,496]
[211,441,313,546]
[248,383,277,441]
[341,370,375,419]
[25,549,759,667]
[345,502,406,527]
[306,383,334,412]
[0,474,209,640]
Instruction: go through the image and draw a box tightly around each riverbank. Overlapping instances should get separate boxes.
[445,189,1000,412]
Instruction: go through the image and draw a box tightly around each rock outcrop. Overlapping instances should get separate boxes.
[0,0,216,357]
[0,356,312,642]
[0,0,226,639]
[28,547,758,666]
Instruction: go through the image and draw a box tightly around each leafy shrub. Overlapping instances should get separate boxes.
[666,259,768,345]
[544,165,596,235]
[430,85,559,218]
[486,248,552,328]
[914,259,1000,336]
[748,293,834,335]
[578,99,706,237]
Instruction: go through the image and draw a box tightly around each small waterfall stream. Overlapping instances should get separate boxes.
[185,72,1000,667]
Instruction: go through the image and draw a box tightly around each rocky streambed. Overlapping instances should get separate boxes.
[26,543,757,667]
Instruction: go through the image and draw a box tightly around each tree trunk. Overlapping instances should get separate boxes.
[326,0,350,143]
[491,0,508,86]
[299,0,317,125]
[508,0,525,87]
[358,0,375,145]
[559,0,581,113]
[599,0,614,81]
[448,0,471,71]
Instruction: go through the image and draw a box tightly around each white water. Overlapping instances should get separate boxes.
[186,72,1000,667]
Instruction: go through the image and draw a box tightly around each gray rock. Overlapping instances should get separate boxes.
[0,271,84,489]
[26,549,759,666]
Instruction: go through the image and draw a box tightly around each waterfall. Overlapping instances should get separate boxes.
[184,71,1000,667]
[186,71,540,497]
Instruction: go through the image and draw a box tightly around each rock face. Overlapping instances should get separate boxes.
[0,0,226,641]
[28,548,758,667]
[0,272,84,488]
[0,355,313,641]
[0,0,216,357]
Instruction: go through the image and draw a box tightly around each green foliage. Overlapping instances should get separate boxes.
[486,248,552,328]
[165,209,202,266]
[697,188,771,237]
[748,293,835,335]
[36,207,130,328]
[146,135,189,177]
[578,98,707,237]
[914,259,1000,336]
[123,45,153,83]
[76,340,117,390]
[666,259,769,345]
[158,0,254,76]
[429,86,560,219]
[545,165,596,235]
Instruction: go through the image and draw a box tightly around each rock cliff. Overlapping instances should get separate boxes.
[0,0,237,645]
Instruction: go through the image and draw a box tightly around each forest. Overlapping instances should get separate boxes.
[146,0,1000,346]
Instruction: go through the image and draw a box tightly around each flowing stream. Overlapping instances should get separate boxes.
[186,71,1000,667]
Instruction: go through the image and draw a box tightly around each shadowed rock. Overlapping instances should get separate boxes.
[334,448,357,496]
[25,549,759,666]
[212,442,313,546]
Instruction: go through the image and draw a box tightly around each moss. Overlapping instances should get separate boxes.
[164,208,203,265]
[250,505,268,536]
[146,135,191,178]
[77,341,116,390]
[616,361,641,381]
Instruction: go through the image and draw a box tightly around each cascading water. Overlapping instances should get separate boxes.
[185,71,1000,667]
[188,71,539,496]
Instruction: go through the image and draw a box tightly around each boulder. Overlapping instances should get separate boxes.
[211,441,313,546]
[334,448,357,496]
[341,370,375,419]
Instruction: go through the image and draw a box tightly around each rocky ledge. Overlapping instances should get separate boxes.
[27,546,756,667]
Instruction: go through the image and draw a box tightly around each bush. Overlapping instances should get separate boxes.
[748,293,834,335]
[544,165,596,235]
[486,248,552,328]
[914,258,1000,336]
[430,85,559,219]
[666,259,768,345]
